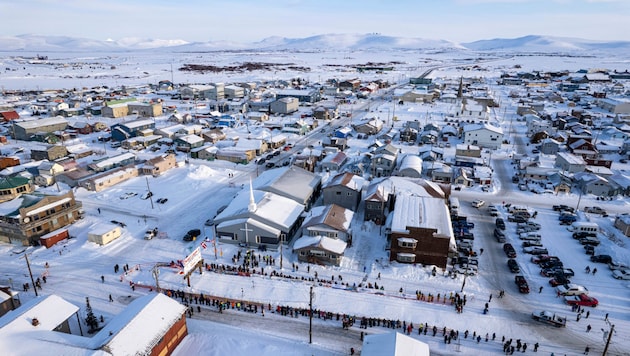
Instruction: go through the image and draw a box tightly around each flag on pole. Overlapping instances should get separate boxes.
[201,241,207,249]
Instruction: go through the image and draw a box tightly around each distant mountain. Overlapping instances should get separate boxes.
[0,33,628,53]
[462,35,630,53]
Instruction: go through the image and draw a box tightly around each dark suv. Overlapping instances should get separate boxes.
[183,229,201,242]
[590,254,612,264]
[507,259,520,273]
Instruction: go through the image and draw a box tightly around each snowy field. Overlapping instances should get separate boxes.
[0,48,630,355]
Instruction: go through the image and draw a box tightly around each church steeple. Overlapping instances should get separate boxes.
[248,178,257,212]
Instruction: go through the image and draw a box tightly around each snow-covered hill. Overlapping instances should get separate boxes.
[463,35,630,53]
[1,33,629,53]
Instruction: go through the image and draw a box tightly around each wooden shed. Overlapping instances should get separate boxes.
[39,228,69,248]
[88,224,122,245]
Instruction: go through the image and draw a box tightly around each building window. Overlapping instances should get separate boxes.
[396,253,416,263]
[397,239,417,249]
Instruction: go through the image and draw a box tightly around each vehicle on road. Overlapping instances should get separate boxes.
[531,310,567,327]
[494,228,506,242]
[507,259,520,273]
[583,206,608,216]
[144,227,158,240]
[183,229,201,242]
[556,284,588,296]
[564,294,598,307]
[553,205,574,213]
[515,275,530,293]
[471,199,485,208]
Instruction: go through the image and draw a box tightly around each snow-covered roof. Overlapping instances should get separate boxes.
[14,116,68,129]
[463,123,503,134]
[362,331,430,356]
[121,119,154,129]
[390,195,454,250]
[88,223,120,235]
[292,235,347,254]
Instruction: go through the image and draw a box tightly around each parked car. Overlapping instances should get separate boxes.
[507,259,520,273]
[559,213,577,224]
[508,215,528,223]
[584,245,595,255]
[515,275,530,293]
[612,269,630,280]
[183,229,201,242]
[553,205,574,213]
[591,254,613,264]
[517,221,541,230]
[564,294,598,307]
[495,218,506,230]
[494,228,506,243]
[556,284,588,296]
[549,274,571,287]
[522,240,543,248]
[532,255,560,265]
[524,246,549,255]
[144,227,158,240]
[503,243,517,258]
[579,237,600,246]
[608,261,630,271]
[455,264,478,276]
[573,232,597,239]
[472,199,485,208]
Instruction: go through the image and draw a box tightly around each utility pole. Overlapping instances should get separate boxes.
[23,253,38,297]
[602,324,615,356]
[152,265,160,293]
[309,285,313,344]
[280,244,283,269]
[145,177,154,210]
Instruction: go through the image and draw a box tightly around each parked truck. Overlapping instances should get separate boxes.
[532,310,567,327]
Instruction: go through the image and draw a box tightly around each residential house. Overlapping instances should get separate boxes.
[247,112,269,122]
[276,89,320,103]
[0,286,20,318]
[80,166,139,192]
[320,152,347,172]
[339,79,361,91]
[430,163,453,184]
[462,123,503,149]
[453,167,474,187]
[540,138,561,155]
[224,85,245,99]
[140,154,176,176]
[127,101,163,117]
[0,176,34,203]
[0,191,83,245]
[175,134,204,152]
[354,118,384,135]
[455,144,482,158]
[0,157,20,170]
[30,145,68,161]
[322,172,365,211]
[270,97,299,115]
[0,111,19,122]
[555,152,586,173]
[596,98,630,114]
[370,144,399,178]
[12,117,69,141]
[111,119,156,141]
[101,98,137,118]
[574,172,616,197]
[293,204,354,266]
[215,148,255,164]
[88,152,136,172]
[388,195,455,268]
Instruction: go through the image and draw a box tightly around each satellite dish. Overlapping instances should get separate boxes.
[23,217,30,223]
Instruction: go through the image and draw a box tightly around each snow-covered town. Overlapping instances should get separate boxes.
[1,33,630,356]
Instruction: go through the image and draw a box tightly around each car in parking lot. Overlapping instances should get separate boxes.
[515,275,530,293]
[532,255,559,265]
[507,259,520,273]
[584,245,595,255]
[564,294,598,307]
[579,236,600,246]
[257,158,266,165]
[156,198,168,204]
[549,274,571,287]
[612,269,630,280]
[522,240,543,248]
[508,215,528,223]
[494,229,506,242]
[265,162,275,168]
[503,243,517,258]
[573,231,597,239]
[590,254,612,264]
[495,218,506,230]
[609,261,630,271]
[556,284,588,296]
[553,205,575,213]
[524,246,549,255]
[455,264,478,276]
[517,221,541,230]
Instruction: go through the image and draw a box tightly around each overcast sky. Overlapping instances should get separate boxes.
[1,0,628,43]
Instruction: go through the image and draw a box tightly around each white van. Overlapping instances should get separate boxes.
[567,222,598,234]
[449,197,460,210]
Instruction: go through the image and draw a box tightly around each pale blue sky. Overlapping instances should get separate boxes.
[1,0,628,43]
